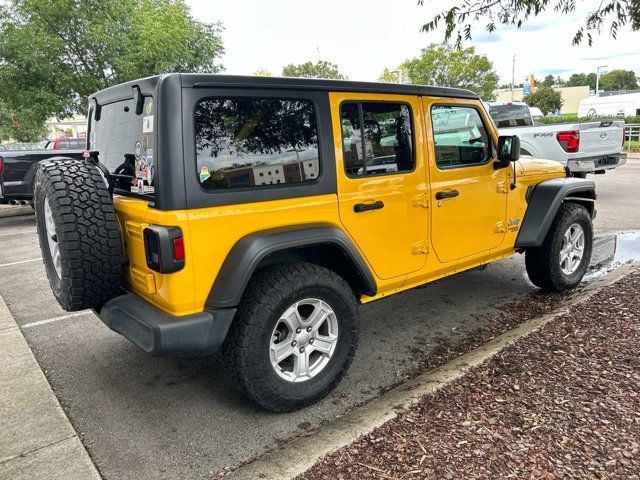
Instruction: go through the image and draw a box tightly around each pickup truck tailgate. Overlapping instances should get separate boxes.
[578,121,624,156]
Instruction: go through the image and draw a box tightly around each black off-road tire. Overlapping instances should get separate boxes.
[525,202,593,292]
[223,262,359,412]
[34,159,123,311]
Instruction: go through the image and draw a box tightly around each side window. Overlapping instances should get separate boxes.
[431,105,492,168]
[195,97,319,190]
[340,102,414,177]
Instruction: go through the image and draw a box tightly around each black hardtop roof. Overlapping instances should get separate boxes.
[89,73,479,106]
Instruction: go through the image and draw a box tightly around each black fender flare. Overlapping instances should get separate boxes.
[515,177,596,248]
[205,224,377,309]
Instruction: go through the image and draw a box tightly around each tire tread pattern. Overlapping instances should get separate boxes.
[34,159,123,311]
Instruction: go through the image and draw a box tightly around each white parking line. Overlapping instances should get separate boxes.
[0,229,37,238]
[0,258,42,268]
[21,311,92,329]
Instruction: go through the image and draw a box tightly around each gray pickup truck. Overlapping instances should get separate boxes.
[0,149,86,205]
[485,102,627,177]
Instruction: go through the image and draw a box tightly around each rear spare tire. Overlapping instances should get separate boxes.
[34,159,123,311]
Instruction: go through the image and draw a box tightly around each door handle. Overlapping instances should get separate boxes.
[435,190,460,200]
[354,200,384,213]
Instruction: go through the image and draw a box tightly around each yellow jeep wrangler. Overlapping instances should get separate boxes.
[34,74,595,411]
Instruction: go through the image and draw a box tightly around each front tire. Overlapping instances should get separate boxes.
[223,262,358,412]
[525,203,593,292]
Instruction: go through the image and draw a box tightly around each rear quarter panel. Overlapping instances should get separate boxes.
[114,194,343,316]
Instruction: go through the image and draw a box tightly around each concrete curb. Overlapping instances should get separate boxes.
[227,262,638,480]
[0,294,100,479]
[0,206,33,219]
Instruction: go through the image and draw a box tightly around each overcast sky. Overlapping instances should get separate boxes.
[187,0,640,85]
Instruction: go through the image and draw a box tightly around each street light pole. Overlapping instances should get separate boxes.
[511,54,516,102]
[596,65,608,96]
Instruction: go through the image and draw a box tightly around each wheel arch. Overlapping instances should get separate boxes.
[205,224,377,309]
[515,177,596,248]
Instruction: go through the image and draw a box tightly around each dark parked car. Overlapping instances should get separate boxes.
[0,148,86,205]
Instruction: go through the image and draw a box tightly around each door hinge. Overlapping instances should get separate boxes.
[494,221,507,233]
[413,193,430,208]
[412,240,429,255]
[497,181,509,194]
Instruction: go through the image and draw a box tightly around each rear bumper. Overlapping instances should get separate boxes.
[566,153,627,173]
[96,293,236,357]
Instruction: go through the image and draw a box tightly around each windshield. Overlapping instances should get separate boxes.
[488,105,533,128]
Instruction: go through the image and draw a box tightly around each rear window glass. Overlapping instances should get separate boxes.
[488,105,533,128]
[90,96,155,195]
[195,97,320,190]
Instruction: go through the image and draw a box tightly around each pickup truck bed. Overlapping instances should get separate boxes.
[0,150,86,204]
[499,120,626,174]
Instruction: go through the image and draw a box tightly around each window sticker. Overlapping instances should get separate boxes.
[143,115,154,133]
[145,99,154,115]
[199,165,210,182]
[134,141,142,160]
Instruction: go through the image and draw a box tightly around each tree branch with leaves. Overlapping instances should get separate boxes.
[419,0,640,46]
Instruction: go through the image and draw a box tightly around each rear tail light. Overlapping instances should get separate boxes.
[556,130,580,153]
[172,237,185,261]
[143,226,185,273]
[0,156,4,175]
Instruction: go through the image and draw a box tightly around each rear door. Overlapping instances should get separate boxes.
[331,93,428,280]
[424,98,508,264]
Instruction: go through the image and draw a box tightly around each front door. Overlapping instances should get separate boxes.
[424,99,507,264]
[331,93,428,280]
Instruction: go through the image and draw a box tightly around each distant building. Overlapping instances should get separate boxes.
[221,159,319,188]
[253,164,286,185]
[45,114,88,139]
[493,86,590,115]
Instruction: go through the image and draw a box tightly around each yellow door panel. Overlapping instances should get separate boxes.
[423,97,508,263]
[330,92,428,280]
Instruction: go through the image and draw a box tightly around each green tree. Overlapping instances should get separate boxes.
[419,0,640,46]
[400,44,498,99]
[253,68,272,77]
[524,86,563,115]
[281,60,346,80]
[0,0,224,141]
[542,75,556,87]
[378,68,398,83]
[566,73,597,89]
[599,69,638,91]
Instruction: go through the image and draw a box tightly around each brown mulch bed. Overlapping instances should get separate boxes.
[298,270,640,480]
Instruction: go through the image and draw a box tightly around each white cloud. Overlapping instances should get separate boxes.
[186,0,640,84]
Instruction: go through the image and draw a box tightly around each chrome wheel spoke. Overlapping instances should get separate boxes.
[280,307,303,332]
[310,334,336,356]
[271,340,295,364]
[293,350,310,379]
[305,302,329,332]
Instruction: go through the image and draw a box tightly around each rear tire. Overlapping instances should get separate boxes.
[223,262,358,412]
[34,159,123,311]
[525,203,592,292]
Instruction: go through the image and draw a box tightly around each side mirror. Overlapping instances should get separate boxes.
[497,135,520,162]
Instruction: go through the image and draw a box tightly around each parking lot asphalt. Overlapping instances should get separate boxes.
[1,160,639,479]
